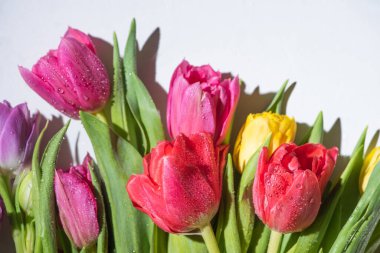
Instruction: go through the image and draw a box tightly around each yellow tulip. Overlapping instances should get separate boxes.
[359,147,380,193]
[233,112,296,173]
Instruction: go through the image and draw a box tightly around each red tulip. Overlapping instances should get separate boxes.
[19,27,110,119]
[54,155,99,248]
[167,60,240,144]
[253,143,338,233]
[127,133,228,233]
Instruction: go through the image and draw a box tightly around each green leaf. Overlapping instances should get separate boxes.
[266,80,288,114]
[151,225,168,253]
[31,121,48,253]
[124,18,137,75]
[329,161,380,253]
[125,72,165,152]
[123,19,164,154]
[216,154,241,253]
[289,143,365,253]
[115,136,143,177]
[168,234,208,253]
[39,121,70,253]
[80,112,152,253]
[249,220,271,253]
[298,112,324,145]
[237,135,271,253]
[88,162,108,253]
[111,32,138,147]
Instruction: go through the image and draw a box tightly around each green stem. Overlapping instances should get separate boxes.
[200,223,220,253]
[0,175,23,252]
[267,230,282,253]
[94,110,109,125]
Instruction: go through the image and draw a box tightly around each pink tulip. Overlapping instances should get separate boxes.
[127,133,228,233]
[167,60,240,144]
[253,143,338,233]
[54,155,99,248]
[19,28,110,119]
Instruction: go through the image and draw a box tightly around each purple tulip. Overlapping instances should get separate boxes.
[167,60,240,144]
[19,27,110,119]
[0,101,38,174]
[54,155,99,248]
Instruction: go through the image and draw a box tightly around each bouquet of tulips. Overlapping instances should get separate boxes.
[1,19,380,253]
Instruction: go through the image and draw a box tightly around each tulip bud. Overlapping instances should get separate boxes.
[18,171,33,217]
[0,101,39,174]
[19,27,110,119]
[253,143,338,233]
[167,60,240,144]
[127,133,228,233]
[359,147,380,193]
[54,156,99,248]
[233,112,296,173]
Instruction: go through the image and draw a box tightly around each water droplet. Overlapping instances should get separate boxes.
[309,198,314,204]
[83,96,89,101]
[57,88,64,94]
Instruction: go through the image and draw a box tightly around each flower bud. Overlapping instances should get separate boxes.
[19,28,110,119]
[167,60,240,144]
[54,156,99,248]
[253,143,338,233]
[18,171,33,217]
[233,112,296,173]
[0,101,38,174]
[359,147,380,193]
[127,133,228,233]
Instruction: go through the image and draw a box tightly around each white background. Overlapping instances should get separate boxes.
[0,0,380,251]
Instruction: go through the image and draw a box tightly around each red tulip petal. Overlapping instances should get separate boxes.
[268,170,321,233]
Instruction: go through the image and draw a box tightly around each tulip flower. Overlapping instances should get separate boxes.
[359,147,380,193]
[253,143,338,233]
[127,133,228,233]
[54,155,99,248]
[0,101,39,174]
[233,112,296,173]
[167,60,240,144]
[19,27,110,119]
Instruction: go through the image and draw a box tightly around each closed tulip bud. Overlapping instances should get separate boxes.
[127,133,228,233]
[167,60,240,144]
[18,171,33,217]
[253,143,338,233]
[359,147,380,193]
[233,112,296,173]
[19,27,110,119]
[0,101,39,174]
[54,155,99,248]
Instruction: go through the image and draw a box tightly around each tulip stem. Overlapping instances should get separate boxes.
[267,230,282,253]
[200,223,220,253]
[0,175,23,253]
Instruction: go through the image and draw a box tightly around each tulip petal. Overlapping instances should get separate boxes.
[64,27,96,54]
[0,101,12,129]
[18,66,79,118]
[58,37,110,111]
[268,170,321,233]
[0,105,29,169]
[127,175,173,233]
[55,169,99,248]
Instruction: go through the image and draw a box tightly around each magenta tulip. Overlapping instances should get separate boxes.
[127,133,228,233]
[167,60,240,144]
[0,101,38,174]
[54,155,99,248]
[253,143,338,233]
[19,27,110,119]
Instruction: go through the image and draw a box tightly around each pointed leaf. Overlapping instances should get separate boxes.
[266,80,288,114]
